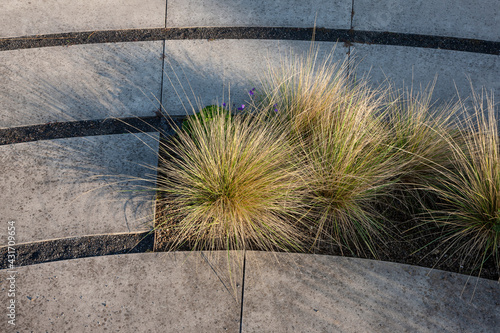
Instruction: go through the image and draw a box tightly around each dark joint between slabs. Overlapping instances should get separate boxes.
[0,232,154,269]
[0,115,185,145]
[239,250,247,333]
[0,27,498,55]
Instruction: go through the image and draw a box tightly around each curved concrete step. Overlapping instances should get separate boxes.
[0,252,497,332]
[1,37,497,130]
[3,1,498,42]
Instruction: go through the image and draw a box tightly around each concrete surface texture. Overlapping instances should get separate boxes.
[0,252,243,332]
[353,0,500,41]
[0,0,166,38]
[0,133,159,244]
[163,39,349,115]
[243,252,500,333]
[351,44,500,106]
[166,0,351,29]
[0,251,497,332]
[0,42,163,128]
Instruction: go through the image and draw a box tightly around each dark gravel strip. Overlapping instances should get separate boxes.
[0,232,154,269]
[348,30,499,55]
[0,115,185,145]
[0,29,165,51]
[0,27,498,55]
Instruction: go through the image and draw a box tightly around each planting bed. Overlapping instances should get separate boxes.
[152,119,499,281]
[151,80,500,283]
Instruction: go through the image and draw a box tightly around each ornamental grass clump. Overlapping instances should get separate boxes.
[256,45,351,140]
[256,46,403,257]
[426,91,500,275]
[301,84,402,257]
[383,84,462,188]
[155,105,308,253]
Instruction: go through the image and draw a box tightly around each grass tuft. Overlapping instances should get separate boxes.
[155,105,308,253]
[383,83,462,187]
[425,90,500,275]
[255,46,403,257]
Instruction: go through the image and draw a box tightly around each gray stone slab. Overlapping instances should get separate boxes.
[166,0,351,29]
[0,0,165,38]
[0,252,242,332]
[353,0,500,41]
[243,252,500,333]
[163,40,349,115]
[351,44,500,108]
[0,133,159,245]
[0,41,163,128]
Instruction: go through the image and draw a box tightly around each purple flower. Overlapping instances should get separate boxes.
[238,104,245,110]
[274,104,278,112]
[248,88,256,96]
[222,103,226,107]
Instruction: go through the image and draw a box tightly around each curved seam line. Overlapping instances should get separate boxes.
[0,27,498,55]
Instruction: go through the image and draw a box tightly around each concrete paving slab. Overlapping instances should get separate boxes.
[0,133,159,245]
[0,41,163,128]
[242,252,500,333]
[0,252,242,332]
[352,0,500,42]
[163,40,349,115]
[166,0,351,29]
[351,44,500,107]
[0,0,165,38]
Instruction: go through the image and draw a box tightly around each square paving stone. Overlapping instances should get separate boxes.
[0,133,159,245]
[0,252,242,332]
[242,251,500,333]
[0,0,166,38]
[0,41,163,128]
[162,39,349,115]
[166,0,351,29]
[352,0,499,41]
